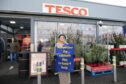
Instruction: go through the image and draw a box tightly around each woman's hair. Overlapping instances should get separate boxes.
[58,34,66,39]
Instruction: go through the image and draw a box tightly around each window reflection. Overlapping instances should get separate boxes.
[35,22,57,52]
[99,25,123,44]
[79,24,96,45]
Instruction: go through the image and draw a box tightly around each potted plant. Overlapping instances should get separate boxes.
[49,31,59,70]
[84,44,112,73]
[67,29,84,69]
[112,33,126,48]
[85,44,108,64]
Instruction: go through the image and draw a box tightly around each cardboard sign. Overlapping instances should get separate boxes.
[43,3,89,16]
[30,53,47,76]
[55,44,74,72]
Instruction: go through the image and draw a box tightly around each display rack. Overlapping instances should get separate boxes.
[110,48,126,67]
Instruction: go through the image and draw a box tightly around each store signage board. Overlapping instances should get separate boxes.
[42,3,89,16]
[30,53,47,76]
[55,44,74,72]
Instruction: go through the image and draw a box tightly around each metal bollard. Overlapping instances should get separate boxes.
[37,62,42,84]
[113,56,117,83]
[80,58,85,84]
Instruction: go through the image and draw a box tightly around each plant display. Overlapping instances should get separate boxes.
[66,28,84,69]
[73,30,84,57]
[112,33,126,47]
[50,31,59,57]
[85,44,108,64]
[49,28,108,65]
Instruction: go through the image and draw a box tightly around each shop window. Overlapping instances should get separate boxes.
[34,21,97,67]
[35,22,97,53]
[99,25,124,45]
[35,22,57,53]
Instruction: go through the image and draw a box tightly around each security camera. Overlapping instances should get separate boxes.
[97,21,103,27]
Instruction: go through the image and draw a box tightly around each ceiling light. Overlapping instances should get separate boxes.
[10,21,16,24]
[20,26,24,29]
[59,23,65,26]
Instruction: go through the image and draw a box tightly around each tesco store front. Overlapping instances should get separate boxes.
[0,0,126,50]
[0,0,126,76]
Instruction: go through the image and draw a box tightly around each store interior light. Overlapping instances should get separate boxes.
[59,23,65,26]
[10,20,16,24]
[20,26,24,29]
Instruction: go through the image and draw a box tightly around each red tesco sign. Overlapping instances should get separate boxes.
[43,3,89,16]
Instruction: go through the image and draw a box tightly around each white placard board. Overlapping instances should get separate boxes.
[30,53,47,76]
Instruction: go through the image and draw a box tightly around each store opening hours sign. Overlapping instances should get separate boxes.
[42,3,89,16]
[30,53,47,76]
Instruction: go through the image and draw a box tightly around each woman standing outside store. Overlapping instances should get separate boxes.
[55,34,71,84]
